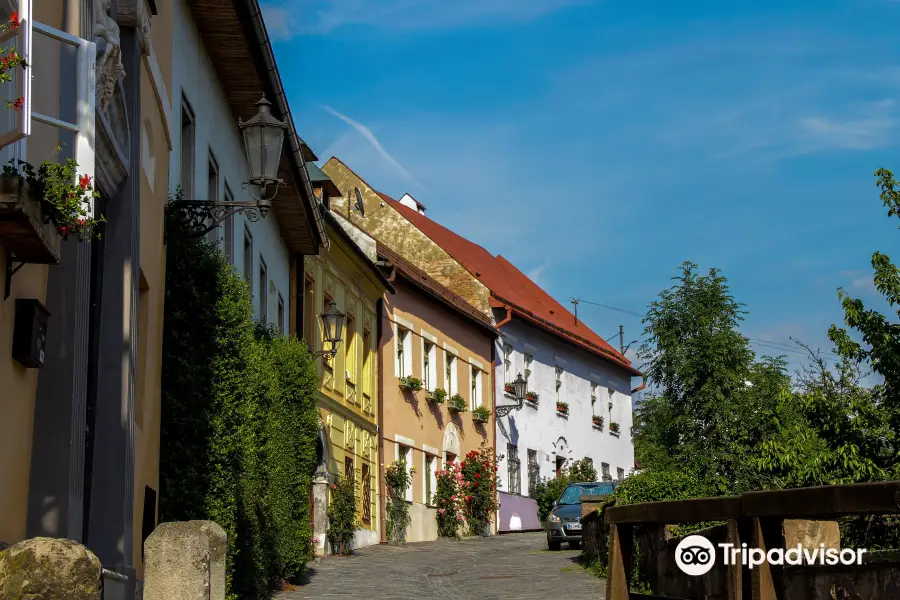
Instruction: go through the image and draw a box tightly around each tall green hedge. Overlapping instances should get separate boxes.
[160,209,319,599]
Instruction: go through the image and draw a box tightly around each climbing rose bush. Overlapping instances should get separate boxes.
[434,461,464,537]
[459,442,499,536]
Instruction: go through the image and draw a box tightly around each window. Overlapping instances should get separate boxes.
[617,467,625,481]
[361,463,371,524]
[258,256,268,323]
[527,449,539,497]
[423,341,435,390]
[446,352,457,395]
[524,353,533,383]
[345,456,355,482]
[206,152,219,245]
[398,445,413,502]
[503,343,513,380]
[345,313,356,384]
[555,455,566,478]
[556,366,564,398]
[277,293,285,335]
[243,226,253,286]
[471,366,482,409]
[425,454,436,506]
[396,326,412,378]
[223,184,235,264]
[507,444,521,495]
[180,96,195,198]
[601,462,612,482]
[362,327,372,403]
[303,275,315,345]
[591,382,598,406]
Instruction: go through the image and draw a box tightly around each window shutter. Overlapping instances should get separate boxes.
[0,0,31,151]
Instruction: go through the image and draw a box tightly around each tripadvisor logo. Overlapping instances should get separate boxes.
[675,535,867,576]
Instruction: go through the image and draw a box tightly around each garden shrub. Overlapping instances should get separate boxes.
[385,460,413,544]
[459,442,499,536]
[160,204,319,599]
[435,462,463,537]
[327,474,358,555]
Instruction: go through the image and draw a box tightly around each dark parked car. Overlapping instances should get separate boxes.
[546,481,616,550]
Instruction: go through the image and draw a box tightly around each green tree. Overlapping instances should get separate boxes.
[635,262,792,494]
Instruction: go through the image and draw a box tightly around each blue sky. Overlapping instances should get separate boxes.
[264,0,900,381]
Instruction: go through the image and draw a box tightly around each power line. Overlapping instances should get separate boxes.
[572,298,643,318]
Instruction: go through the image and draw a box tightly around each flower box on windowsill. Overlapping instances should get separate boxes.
[556,402,569,417]
[399,376,423,392]
[428,388,447,404]
[472,406,490,423]
[609,422,621,437]
[525,392,539,406]
[504,383,516,395]
[0,176,61,265]
[592,416,604,430]
[448,395,467,412]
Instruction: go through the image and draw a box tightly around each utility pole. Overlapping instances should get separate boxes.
[619,325,624,355]
[570,298,579,326]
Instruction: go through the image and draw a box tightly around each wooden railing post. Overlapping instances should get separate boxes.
[606,523,634,600]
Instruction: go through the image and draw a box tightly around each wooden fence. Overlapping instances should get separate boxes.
[603,480,900,600]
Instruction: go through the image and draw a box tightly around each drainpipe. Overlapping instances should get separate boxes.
[491,338,499,535]
[376,297,387,544]
[246,1,329,249]
[495,304,513,329]
[631,377,647,395]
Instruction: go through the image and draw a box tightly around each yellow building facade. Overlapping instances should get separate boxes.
[302,210,393,553]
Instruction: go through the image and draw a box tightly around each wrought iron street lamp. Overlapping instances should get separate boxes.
[495,372,528,417]
[313,301,345,361]
[165,94,287,240]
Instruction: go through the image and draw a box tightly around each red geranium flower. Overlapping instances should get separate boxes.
[9,12,19,30]
[79,174,92,190]
[10,97,23,112]
[473,482,478,487]
[474,473,481,479]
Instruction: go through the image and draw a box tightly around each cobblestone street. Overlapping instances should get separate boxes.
[279,532,605,599]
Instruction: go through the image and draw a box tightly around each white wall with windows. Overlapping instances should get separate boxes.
[169,0,292,332]
[495,315,636,531]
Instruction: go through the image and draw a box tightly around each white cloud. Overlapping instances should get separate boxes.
[321,105,425,189]
[526,262,550,285]
[262,0,587,38]
[796,99,898,152]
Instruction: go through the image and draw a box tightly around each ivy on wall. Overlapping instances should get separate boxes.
[159,204,320,599]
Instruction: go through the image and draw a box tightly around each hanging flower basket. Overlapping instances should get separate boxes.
[592,415,604,429]
[428,388,447,404]
[399,376,423,392]
[556,401,569,415]
[448,394,467,412]
[472,406,490,423]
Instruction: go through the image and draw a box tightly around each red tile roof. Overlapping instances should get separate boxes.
[377,194,639,375]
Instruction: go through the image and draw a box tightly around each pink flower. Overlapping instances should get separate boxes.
[457,515,464,521]
[330,483,337,490]
[451,495,457,501]
[439,508,446,515]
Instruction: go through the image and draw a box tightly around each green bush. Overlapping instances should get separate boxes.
[327,475,358,554]
[160,204,319,599]
[385,460,413,544]
[533,475,571,526]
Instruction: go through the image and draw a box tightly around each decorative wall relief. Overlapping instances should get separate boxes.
[94,0,124,113]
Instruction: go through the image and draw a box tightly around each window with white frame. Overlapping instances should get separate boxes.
[180,96,195,198]
[258,256,267,323]
[423,340,436,391]
[601,462,612,482]
[223,183,234,264]
[503,343,513,381]
[206,151,219,245]
[396,326,412,378]
[424,454,437,506]
[398,444,413,502]
[445,352,458,395]
[470,365,482,409]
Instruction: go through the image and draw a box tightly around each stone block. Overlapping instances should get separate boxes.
[783,519,840,550]
[143,521,227,600]
[0,537,102,600]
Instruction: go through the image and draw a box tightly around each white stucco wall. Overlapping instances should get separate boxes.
[169,0,292,329]
[495,316,636,507]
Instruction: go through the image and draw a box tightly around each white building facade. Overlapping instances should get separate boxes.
[495,316,638,532]
[168,0,293,330]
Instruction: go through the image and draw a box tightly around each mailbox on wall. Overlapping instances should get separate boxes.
[13,298,50,368]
